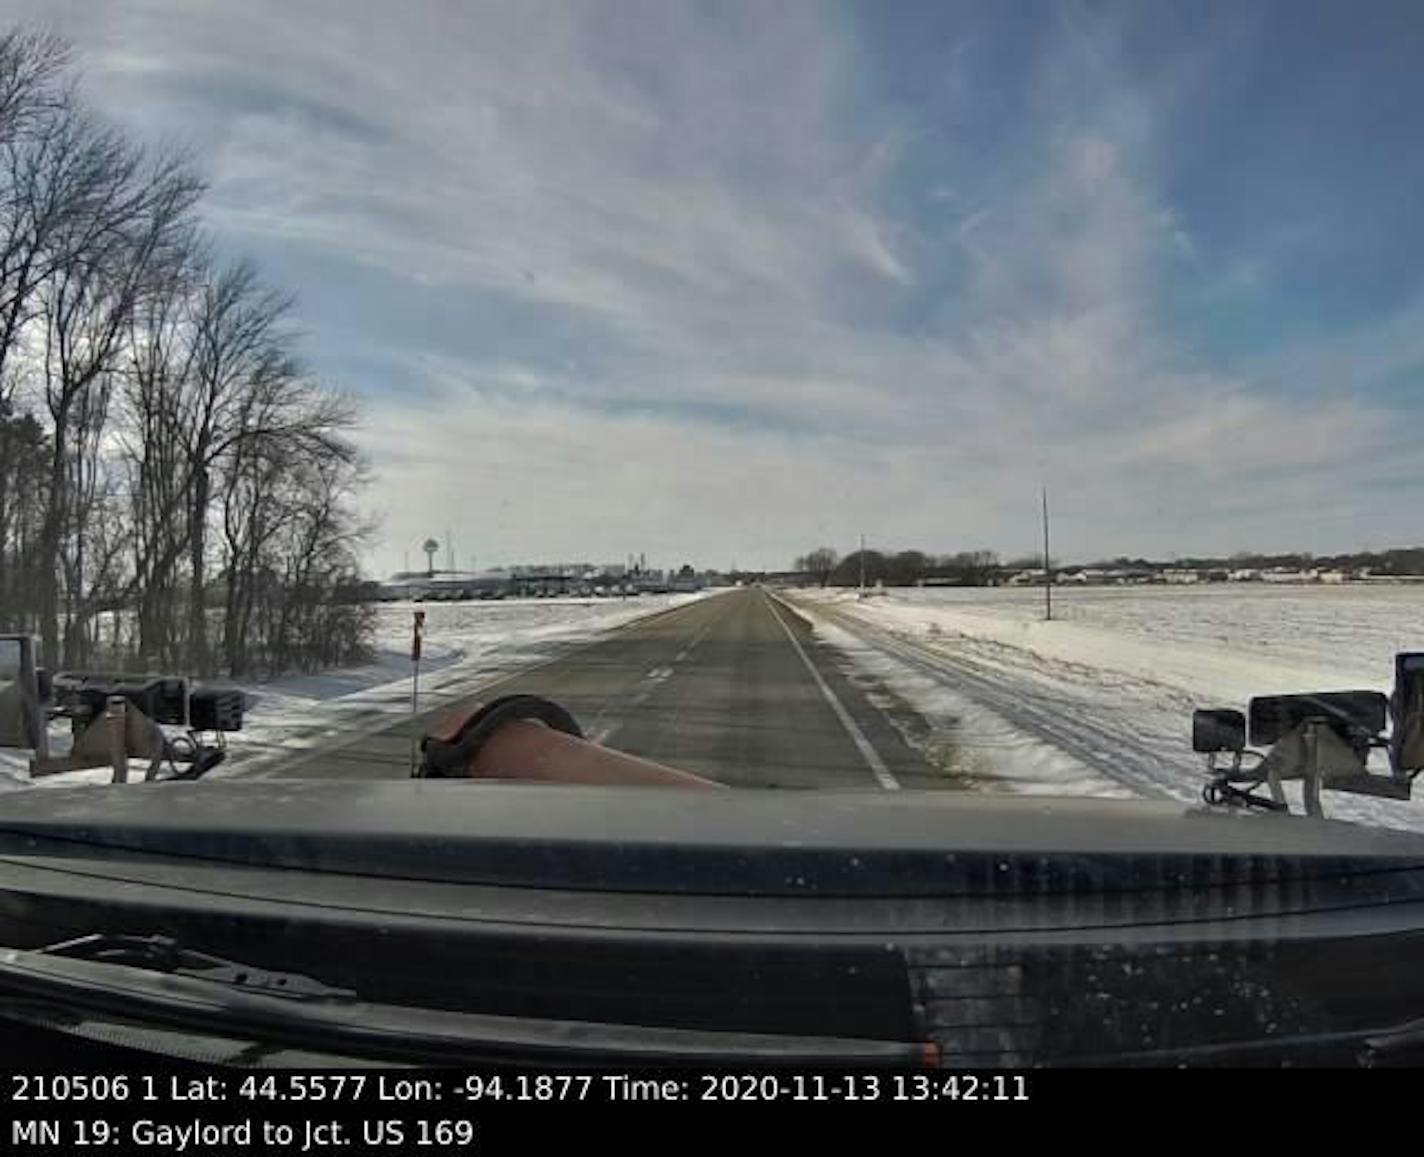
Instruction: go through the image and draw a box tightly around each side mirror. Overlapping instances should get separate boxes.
[1393,653,1424,773]
[1193,708,1246,753]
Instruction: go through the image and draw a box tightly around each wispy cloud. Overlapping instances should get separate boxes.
[15,0,1423,569]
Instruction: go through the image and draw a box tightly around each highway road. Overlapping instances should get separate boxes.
[256,586,951,789]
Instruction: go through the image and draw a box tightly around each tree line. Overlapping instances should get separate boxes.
[792,543,1424,589]
[0,29,371,677]
[793,547,1001,587]
[1130,548,1424,575]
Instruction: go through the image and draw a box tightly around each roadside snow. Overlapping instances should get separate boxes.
[791,585,1424,830]
[0,592,716,790]
[220,593,717,773]
[808,611,1137,799]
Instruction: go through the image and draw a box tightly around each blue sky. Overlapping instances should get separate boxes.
[10,0,1424,571]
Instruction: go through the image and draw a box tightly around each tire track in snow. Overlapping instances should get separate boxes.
[798,598,1183,801]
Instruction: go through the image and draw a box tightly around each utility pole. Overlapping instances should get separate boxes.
[446,529,454,575]
[1042,487,1053,622]
[859,533,867,596]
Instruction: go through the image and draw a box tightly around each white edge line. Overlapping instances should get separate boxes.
[763,592,900,791]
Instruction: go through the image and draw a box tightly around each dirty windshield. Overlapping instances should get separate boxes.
[1,1,1422,832]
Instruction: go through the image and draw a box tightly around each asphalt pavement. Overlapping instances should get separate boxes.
[254,587,949,789]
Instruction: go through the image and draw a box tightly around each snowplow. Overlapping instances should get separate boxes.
[0,634,244,782]
[415,652,1424,818]
[1193,651,1424,817]
[416,692,721,788]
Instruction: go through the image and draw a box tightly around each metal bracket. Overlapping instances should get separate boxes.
[29,695,167,782]
[0,634,48,760]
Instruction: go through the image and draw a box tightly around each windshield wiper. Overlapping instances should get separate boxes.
[1066,1018,1424,1067]
[8,934,1414,1066]
[38,934,356,1001]
[0,934,930,1065]
[1363,1016,1424,1063]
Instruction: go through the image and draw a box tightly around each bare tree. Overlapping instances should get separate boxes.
[219,374,361,675]
[119,240,204,665]
[0,32,77,613]
[31,118,202,664]
[0,28,68,141]
[1,25,374,678]
[219,426,290,674]
[267,449,371,673]
[178,258,298,673]
[886,550,928,586]
[0,395,47,629]
[831,549,884,587]
[797,547,838,587]
[0,29,70,389]
[934,550,999,586]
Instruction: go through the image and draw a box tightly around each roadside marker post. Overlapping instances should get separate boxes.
[1042,487,1053,622]
[409,609,426,773]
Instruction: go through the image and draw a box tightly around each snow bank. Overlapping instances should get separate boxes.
[792,585,1424,830]
[808,612,1136,800]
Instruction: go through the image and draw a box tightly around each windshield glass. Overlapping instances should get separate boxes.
[0,1,1421,834]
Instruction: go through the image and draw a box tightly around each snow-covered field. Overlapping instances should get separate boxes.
[791,584,1424,831]
[0,592,713,791]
